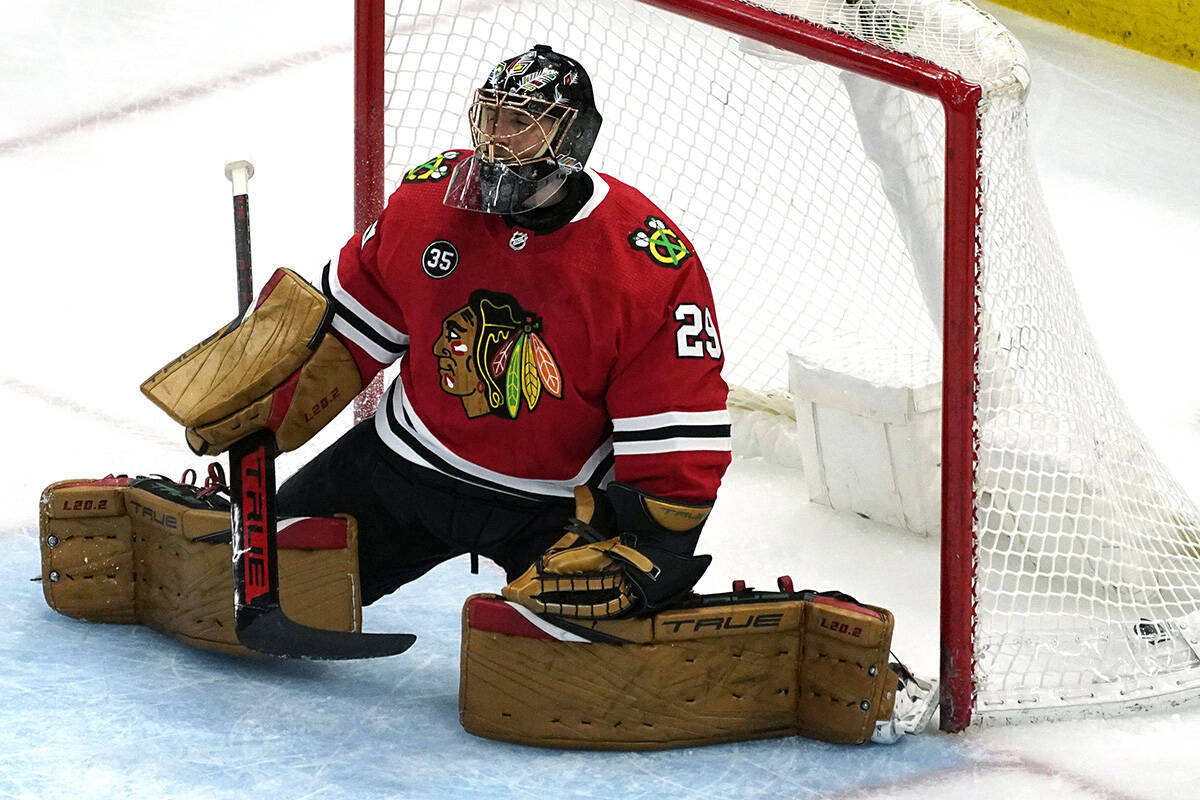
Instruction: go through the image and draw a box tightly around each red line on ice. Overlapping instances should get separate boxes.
[0,44,349,154]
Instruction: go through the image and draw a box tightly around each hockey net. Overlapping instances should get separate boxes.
[357,0,1200,729]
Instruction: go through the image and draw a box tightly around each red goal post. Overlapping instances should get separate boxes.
[353,0,1200,732]
[353,0,387,422]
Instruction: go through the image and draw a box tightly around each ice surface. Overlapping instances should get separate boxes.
[2,1,1199,798]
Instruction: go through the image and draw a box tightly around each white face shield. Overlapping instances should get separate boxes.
[443,154,571,215]
[441,153,549,214]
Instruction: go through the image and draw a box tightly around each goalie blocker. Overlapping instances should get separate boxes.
[461,586,936,748]
[140,267,361,456]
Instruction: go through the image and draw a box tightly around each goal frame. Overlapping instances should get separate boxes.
[353,0,985,732]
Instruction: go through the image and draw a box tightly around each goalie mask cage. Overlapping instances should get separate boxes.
[353,0,1200,731]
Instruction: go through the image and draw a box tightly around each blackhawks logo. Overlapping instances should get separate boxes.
[628,216,691,268]
[433,290,563,420]
[404,150,461,183]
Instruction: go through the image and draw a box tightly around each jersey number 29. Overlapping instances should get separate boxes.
[674,303,721,359]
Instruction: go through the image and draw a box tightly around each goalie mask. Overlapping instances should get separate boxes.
[444,45,602,215]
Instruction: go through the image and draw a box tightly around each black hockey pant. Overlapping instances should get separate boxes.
[278,420,574,606]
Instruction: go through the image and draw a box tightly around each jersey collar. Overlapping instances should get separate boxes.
[569,168,609,224]
[496,165,604,235]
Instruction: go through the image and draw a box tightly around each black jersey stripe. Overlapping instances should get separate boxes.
[322,262,408,356]
[585,450,616,488]
[612,424,732,443]
[383,386,549,501]
[382,383,607,503]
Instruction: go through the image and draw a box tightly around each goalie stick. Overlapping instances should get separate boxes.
[224,159,415,659]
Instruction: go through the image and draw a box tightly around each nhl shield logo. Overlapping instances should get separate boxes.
[509,231,529,251]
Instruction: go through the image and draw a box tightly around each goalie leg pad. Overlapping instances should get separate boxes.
[459,591,898,749]
[40,476,362,655]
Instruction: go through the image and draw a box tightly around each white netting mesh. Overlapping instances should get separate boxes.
[382,0,945,391]
[973,91,1200,718]
[379,0,1200,722]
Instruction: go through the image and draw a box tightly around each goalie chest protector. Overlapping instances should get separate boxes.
[459,591,899,749]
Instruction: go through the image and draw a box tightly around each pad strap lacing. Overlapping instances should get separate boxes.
[555,519,659,578]
[563,517,607,544]
[195,462,229,502]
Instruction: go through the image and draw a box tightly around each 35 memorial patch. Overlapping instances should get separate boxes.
[628,216,691,268]
[404,150,462,183]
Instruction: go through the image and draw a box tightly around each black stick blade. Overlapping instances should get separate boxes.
[237,608,416,660]
[229,433,415,660]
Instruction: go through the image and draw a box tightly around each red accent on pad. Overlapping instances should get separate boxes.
[329,328,382,390]
[812,595,884,621]
[732,579,746,593]
[277,517,348,550]
[777,575,794,592]
[254,269,288,311]
[56,476,133,489]
[267,369,302,431]
[467,596,555,639]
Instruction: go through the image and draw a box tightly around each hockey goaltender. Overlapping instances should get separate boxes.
[38,45,935,749]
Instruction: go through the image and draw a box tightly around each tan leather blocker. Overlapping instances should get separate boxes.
[39,477,362,656]
[460,592,898,749]
[141,268,361,455]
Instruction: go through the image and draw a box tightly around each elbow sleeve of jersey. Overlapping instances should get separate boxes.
[320,223,410,384]
[606,273,731,502]
[611,449,731,504]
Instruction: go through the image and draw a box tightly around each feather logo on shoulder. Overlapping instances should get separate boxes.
[433,290,562,419]
[628,216,691,268]
[404,150,461,183]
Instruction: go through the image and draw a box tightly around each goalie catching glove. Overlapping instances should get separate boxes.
[141,268,361,455]
[503,482,713,618]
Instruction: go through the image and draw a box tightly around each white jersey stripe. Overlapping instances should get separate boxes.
[613,437,733,456]
[612,409,731,431]
[332,315,405,366]
[570,169,610,224]
[377,378,614,499]
[328,256,410,346]
[373,405,439,470]
[505,602,590,642]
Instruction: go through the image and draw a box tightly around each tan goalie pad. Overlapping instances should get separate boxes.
[141,269,327,428]
[141,268,360,454]
[40,479,362,656]
[184,333,360,454]
[460,593,897,749]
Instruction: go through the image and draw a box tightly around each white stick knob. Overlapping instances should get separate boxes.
[224,159,255,195]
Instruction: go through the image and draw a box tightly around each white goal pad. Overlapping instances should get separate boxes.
[789,337,942,536]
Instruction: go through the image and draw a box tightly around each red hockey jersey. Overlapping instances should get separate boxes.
[326,148,730,503]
